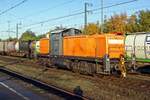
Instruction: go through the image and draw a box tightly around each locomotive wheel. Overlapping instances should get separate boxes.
[70,61,74,71]
[79,61,83,73]
[80,61,88,74]
[86,62,91,75]
[88,63,94,75]
[86,62,91,74]
[72,61,79,73]
[95,63,102,74]
[84,62,88,74]
[65,60,71,70]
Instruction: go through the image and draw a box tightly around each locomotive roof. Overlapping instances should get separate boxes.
[50,28,81,34]
[50,29,65,34]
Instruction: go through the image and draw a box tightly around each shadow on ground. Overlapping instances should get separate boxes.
[136,65,150,74]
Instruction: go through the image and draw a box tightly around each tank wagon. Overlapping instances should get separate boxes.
[0,40,33,57]
[125,32,150,69]
[0,42,5,54]
[0,41,14,55]
[13,41,30,57]
[7,41,16,55]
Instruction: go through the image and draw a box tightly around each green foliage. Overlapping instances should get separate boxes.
[104,13,128,33]
[20,30,36,41]
[138,10,150,32]
[102,10,150,34]
[83,23,100,35]
[126,14,139,32]
[36,34,46,40]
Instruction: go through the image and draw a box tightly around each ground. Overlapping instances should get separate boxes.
[0,56,149,100]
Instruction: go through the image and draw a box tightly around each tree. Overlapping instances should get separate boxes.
[20,30,36,41]
[36,34,46,40]
[105,13,127,34]
[126,14,139,32]
[83,23,100,35]
[138,10,150,32]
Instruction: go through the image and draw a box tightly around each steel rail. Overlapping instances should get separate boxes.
[0,67,89,100]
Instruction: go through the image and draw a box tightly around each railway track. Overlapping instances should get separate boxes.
[0,67,89,100]
[0,55,149,77]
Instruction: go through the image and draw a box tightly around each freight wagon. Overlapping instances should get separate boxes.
[0,40,33,57]
[13,41,30,57]
[0,42,4,54]
[7,41,16,55]
[125,32,150,69]
[7,41,16,52]
[0,41,14,55]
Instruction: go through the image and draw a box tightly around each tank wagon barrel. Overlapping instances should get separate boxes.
[125,32,150,70]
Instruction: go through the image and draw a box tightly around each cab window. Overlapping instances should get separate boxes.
[146,36,150,42]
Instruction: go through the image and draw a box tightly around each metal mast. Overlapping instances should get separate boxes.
[101,0,104,33]
[84,2,88,29]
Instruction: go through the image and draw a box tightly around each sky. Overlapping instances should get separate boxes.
[0,0,149,39]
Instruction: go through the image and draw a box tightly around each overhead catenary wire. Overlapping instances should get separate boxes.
[8,6,148,37]
[24,14,84,30]
[9,0,77,21]
[22,0,138,28]
[26,12,85,27]
[0,0,80,27]
[92,0,138,12]
[0,0,28,16]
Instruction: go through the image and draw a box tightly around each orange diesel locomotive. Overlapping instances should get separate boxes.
[62,34,125,75]
[38,28,125,76]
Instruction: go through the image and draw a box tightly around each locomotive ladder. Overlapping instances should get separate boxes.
[119,55,127,78]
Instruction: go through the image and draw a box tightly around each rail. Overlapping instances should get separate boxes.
[0,66,89,100]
